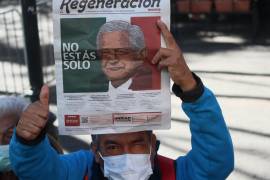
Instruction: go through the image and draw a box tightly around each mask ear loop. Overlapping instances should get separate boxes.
[98,151,105,161]
[97,151,106,175]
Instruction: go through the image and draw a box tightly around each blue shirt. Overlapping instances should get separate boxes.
[9,87,234,180]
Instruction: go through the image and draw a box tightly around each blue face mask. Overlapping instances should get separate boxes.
[99,153,153,180]
[0,145,11,172]
[98,145,153,180]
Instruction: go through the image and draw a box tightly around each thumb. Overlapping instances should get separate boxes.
[39,85,49,106]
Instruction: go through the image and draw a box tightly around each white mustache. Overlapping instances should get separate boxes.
[103,59,124,69]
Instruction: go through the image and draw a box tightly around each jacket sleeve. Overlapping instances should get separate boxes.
[175,87,234,180]
[9,132,94,180]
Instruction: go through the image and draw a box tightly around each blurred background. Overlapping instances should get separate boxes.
[0,0,269,179]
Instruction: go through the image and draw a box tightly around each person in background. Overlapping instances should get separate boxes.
[0,96,28,145]
[0,96,63,180]
[0,96,28,180]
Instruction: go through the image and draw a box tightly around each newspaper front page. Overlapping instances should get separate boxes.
[53,0,171,134]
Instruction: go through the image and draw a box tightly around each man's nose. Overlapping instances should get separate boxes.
[122,145,132,154]
[107,59,119,64]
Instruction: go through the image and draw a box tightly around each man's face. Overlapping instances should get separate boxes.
[91,131,156,165]
[99,31,144,83]
[0,114,17,145]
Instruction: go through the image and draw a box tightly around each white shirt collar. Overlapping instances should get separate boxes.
[109,79,132,93]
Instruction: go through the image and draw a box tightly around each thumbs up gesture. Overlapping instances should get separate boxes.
[16,85,50,141]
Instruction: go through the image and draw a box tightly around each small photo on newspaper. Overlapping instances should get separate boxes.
[53,0,171,134]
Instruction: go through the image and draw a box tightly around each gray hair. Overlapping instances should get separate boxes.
[0,96,29,120]
[96,20,145,52]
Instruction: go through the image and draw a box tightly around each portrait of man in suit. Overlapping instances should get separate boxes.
[96,20,155,92]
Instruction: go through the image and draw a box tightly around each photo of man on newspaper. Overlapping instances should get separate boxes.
[61,18,161,93]
[97,20,159,92]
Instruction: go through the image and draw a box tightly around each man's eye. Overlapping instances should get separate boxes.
[116,49,131,55]
[116,50,126,55]
[101,52,111,56]
[99,50,111,55]
[106,145,120,150]
[101,54,114,60]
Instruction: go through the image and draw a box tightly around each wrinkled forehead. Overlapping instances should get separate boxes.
[99,31,130,49]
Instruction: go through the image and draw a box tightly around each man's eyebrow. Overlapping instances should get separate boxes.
[131,137,146,144]
[99,48,112,52]
[103,140,120,145]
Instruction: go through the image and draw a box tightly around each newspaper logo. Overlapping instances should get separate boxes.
[60,0,161,14]
[65,115,80,126]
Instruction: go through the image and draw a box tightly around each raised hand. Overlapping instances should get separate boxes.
[16,85,49,141]
[152,20,196,91]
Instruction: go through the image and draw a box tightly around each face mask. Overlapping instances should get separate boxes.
[0,145,11,172]
[99,152,153,180]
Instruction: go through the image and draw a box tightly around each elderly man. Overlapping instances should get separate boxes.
[10,20,234,180]
[97,20,154,92]
[0,96,28,146]
[0,96,28,180]
[0,96,62,179]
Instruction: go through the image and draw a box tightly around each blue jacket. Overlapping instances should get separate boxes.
[9,87,234,180]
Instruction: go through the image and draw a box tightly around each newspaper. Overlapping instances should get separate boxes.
[53,0,171,135]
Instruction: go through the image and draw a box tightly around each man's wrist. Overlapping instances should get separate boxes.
[16,126,47,146]
[172,73,204,103]
[174,70,197,92]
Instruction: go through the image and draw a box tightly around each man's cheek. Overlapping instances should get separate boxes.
[126,62,140,71]
[101,61,107,68]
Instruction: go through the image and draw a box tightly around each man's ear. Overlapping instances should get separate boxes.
[151,134,157,155]
[150,134,157,167]
[90,142,101,163]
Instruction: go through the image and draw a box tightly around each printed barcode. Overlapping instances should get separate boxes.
[81,117,88,124]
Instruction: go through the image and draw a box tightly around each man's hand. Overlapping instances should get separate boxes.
[16,85,49,141]
[152,20,197,91]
